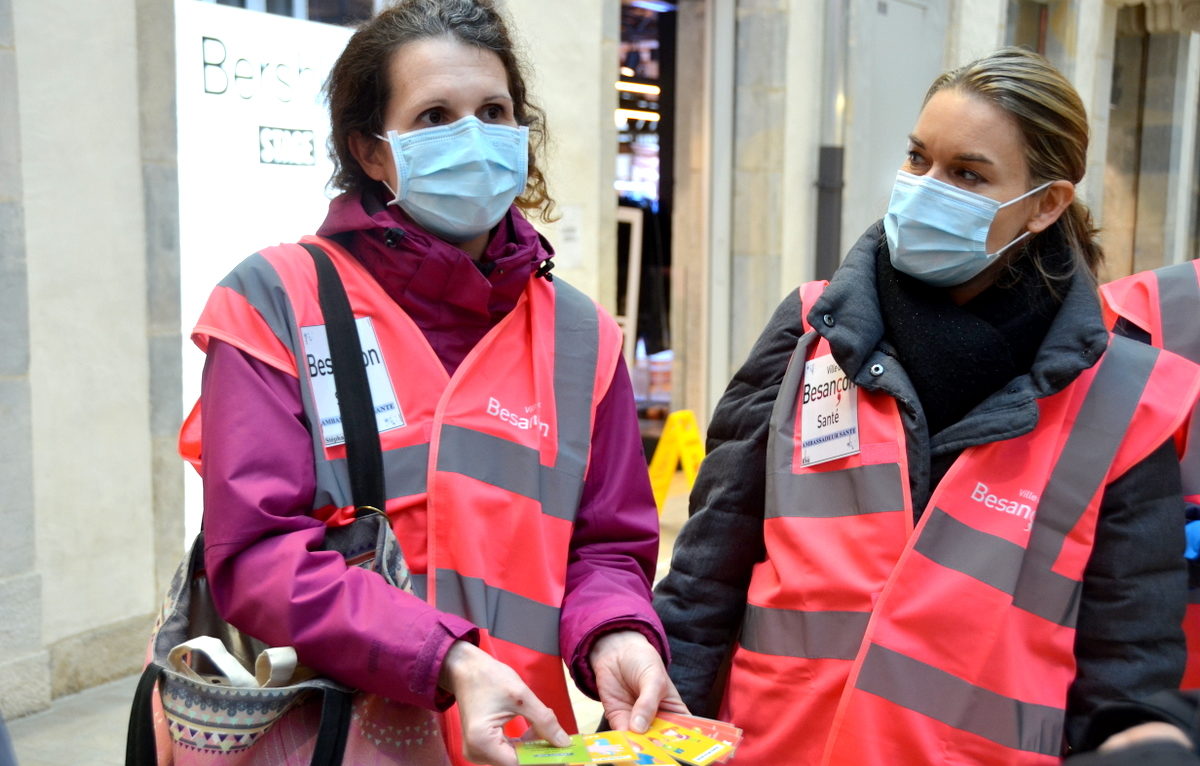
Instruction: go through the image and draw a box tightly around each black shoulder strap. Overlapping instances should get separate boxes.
[300,242,386,515]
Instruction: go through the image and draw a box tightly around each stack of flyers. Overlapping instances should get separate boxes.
[653,712,743,760]
[622,732,681,764]
[514,714,742,765]
[641,714,740,766]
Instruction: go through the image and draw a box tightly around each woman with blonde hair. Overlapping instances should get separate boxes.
[655,47,1200,763]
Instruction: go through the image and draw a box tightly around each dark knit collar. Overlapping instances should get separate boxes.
[876,226,1073,436]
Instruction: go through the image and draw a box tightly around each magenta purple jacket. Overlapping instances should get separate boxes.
[199,190,667,713]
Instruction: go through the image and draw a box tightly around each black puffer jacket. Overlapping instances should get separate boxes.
[653,221,1187,752]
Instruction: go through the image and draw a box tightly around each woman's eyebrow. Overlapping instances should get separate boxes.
[908,135,994,165]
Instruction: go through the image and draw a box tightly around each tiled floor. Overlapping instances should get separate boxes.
[9,473,692,765]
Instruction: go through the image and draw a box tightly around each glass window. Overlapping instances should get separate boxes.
[197,0,375,24]
[307,0,374,25]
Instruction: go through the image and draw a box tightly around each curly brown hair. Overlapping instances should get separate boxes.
[325,0,555,221]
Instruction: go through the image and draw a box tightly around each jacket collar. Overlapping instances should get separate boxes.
[810,220,1109,405]
[316,189,549,326]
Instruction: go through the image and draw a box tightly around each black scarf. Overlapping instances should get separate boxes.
[877,226,1075,437]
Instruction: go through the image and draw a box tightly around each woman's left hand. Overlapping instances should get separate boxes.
[1097,722,1193,753]
[588,629,689,733]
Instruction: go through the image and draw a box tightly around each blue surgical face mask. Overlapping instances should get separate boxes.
[884,169,1053,287]
[377,116,529,243]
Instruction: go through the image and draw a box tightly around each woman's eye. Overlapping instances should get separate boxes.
[420,109,446,126]
[905,150,926,167]
[957,168,983,184]
[481,104,505,121]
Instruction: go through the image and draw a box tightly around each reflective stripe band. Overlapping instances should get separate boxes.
[437,425,583,521]
[435,569,560,656]
[740,604,869,659]
[766,331,819,476]
[551,281,600,479]
[221,251,344,477]
[855,644,1063,756]
[1157,262,1200,361]
[411,574,428,601]
[767,463,905,518]
[1182,415,1200,499]
[218,252,300,355]
[913,340,1156,627]
[914,508,1026,594]
[916,508,1082,627]
[1012,336,1156,625]
[1156,263,1200,497]
[764,327,905,518]
[313,443,429,511]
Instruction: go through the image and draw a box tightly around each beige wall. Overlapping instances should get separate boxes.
[503,0,620,310]
[7,0,161,712]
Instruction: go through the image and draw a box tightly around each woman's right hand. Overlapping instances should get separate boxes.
[439,641,571,766]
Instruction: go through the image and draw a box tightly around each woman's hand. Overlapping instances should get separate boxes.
[588,629,689,733]
[1098,722,1193,753]
[440,641,571,766]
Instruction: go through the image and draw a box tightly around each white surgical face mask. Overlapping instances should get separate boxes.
[884,169,1052,287]
[376,115,529,243]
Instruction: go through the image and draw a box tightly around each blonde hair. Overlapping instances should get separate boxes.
[926,47,1101,280]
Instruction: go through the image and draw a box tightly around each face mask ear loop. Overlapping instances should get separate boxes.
[988,181,1053,258]
[987,229,1033,259]
[999,180,1055,211]
[372,133,402,205]
[381,179,400,205]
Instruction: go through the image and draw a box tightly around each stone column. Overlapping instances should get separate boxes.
[729,0,789,367]
[0,0,51,721]
[136,0,183,601]
[503,0,620,308]
[1044,0,1119,219]
[14,0,158,701]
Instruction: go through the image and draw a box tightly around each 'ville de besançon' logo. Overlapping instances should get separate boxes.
[970,482,1039,532]
[487,397,550,437]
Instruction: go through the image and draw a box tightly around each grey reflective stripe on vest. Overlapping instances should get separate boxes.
[911,337,1157,627]
[411,573,428,601]
[550,280,600,491]
[218,253,302,356]
[218,253,339,508]
[435,569,560,656]
[740,604,869,659]
[765,330,906,518]
[220,252,430,511]
[312,444,429,511]
[767,464,905,519]
[1156,263,1200,497]
[849,339,1159,756]
[1012,336,1157,625]
[437,426,580,520]
[854,644,1064,756]
[1157,262,1200,360]
[435,279,599,522]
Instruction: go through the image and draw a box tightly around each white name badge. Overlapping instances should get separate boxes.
[800,354,860,466]
[301,318,405,448]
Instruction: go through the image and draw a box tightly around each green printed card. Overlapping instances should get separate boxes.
[515,735,592,764]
